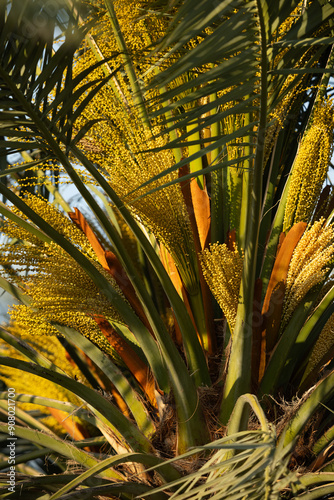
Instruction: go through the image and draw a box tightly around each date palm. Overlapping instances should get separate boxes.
[1,0,334,498]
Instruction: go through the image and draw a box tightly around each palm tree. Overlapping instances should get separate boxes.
[0,0,334,497]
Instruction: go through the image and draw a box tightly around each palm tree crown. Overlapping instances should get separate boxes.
[0,1,334,498]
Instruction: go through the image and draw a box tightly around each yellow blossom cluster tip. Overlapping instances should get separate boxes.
[283,99,334,232]
[282,219,334,324]
[2,193,96,258]
[200,243,243,333]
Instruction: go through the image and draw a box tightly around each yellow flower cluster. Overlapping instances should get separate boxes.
[3,194,95,256]
[216,5,307,170]
[71,4,198,291]
[265,3,321,164]
[80,114,196,287]
[282,220,334,323]
[264,76,305,165]
[0,324,86,434]
[303,312,334,381]
[0,196,125,354]
[275,3,305,39]
[283,100,334,232]
[200,243,243,332]
[110,0,166,53]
